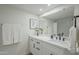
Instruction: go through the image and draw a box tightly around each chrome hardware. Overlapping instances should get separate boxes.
[36,47,40,50]
[36,42,40,44]
[33,43,35,48]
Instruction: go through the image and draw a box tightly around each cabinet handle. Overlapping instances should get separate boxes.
[36,47,40,50]
[31,39,33,41]
[33,43,35,48]
[36,42,40,44]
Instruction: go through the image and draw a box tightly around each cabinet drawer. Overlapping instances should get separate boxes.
[34,39,41,44]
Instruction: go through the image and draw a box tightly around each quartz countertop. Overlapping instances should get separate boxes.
[29,35,70,50]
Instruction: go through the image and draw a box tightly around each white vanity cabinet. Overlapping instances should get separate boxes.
[29,36,71,55]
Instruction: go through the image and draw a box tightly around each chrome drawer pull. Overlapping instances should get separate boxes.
[31,39,33,41]
[36,42,40,44]
[33,43,35,48]
[36,47,40,50]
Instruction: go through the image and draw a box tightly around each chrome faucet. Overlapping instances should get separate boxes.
[35,28,43,36]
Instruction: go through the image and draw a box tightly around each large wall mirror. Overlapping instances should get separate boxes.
[42,5,74,37]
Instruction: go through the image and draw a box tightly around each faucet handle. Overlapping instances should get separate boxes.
[62,38,65,41]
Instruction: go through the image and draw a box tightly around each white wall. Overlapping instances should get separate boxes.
[0,5,41,55]
[74,5,79,30]
[0,5,37,24]
[74,5,79,16]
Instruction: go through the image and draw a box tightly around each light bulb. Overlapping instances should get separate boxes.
[40,9,43,11]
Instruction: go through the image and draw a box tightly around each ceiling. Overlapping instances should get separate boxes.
[10,4,60,15]
[43,5,74,20]
[9,4,74,20]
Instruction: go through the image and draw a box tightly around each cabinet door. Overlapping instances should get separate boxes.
[43,42,65,55]
[34,39,43,55]
[29,38,34,52]
[29,38,37,54]
[39,41,55,55]
[2,24,13,45]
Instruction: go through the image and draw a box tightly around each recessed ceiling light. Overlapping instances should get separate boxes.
[48,4,51,6]
[40,9,43,11]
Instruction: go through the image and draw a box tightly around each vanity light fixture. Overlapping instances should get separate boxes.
[40,9,43,11]
[48,4,51,6]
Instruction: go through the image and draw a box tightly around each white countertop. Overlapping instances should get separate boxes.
[29,35,70,50]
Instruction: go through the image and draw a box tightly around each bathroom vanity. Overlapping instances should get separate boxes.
[29,36,72,55]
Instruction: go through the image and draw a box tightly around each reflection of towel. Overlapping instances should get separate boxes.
[12,24,21,43]
[2,24,13,45]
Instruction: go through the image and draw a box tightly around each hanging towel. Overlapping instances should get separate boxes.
[13,24,21,43]
[69,26,77,54]
[2,24,13,45]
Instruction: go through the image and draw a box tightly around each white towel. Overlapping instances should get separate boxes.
[69,26,77,54]
[12,24,21,43]
[2,24,13,45]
